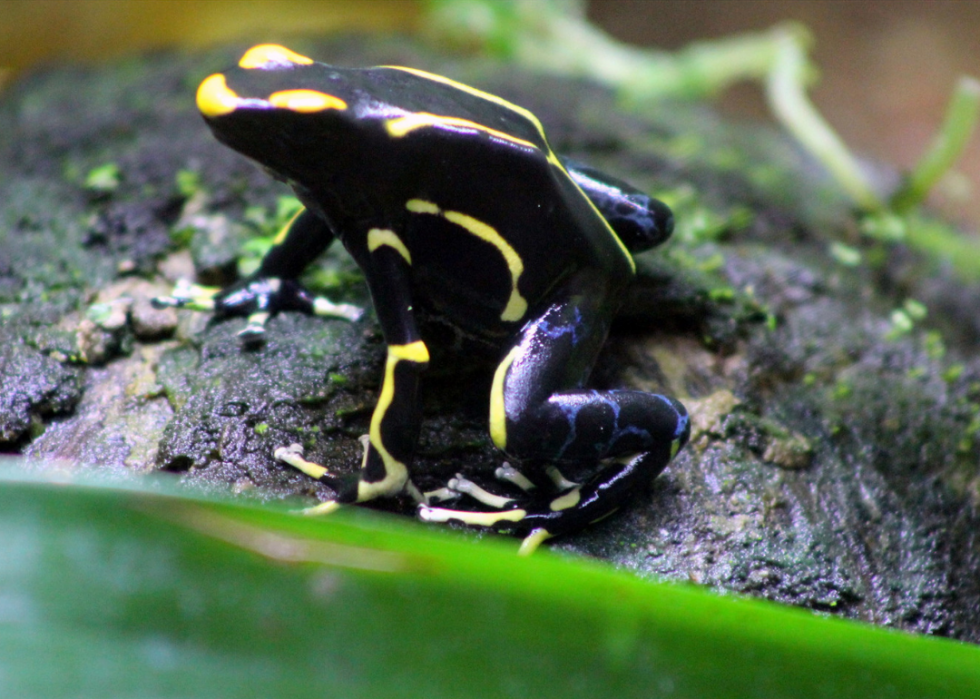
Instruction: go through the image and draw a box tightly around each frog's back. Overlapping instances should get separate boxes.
[337,67,635,335]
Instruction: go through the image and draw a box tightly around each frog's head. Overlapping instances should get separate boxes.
[195,45,364,181]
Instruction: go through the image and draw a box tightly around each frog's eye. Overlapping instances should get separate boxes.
[239,44,314,70]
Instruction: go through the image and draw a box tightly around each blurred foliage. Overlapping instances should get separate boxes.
[0,0,420,72]
[2,466,979,698]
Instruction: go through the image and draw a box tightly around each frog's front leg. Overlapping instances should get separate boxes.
[153,208,361,342]
[279,228,429,509]
[419,271,690,553]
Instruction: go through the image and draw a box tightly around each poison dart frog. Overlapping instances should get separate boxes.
[156,44,690,554]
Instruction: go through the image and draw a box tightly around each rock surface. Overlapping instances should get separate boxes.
[2,36,979,640]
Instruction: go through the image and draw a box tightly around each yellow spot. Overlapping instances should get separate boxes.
[549,487,581,512]
[384,66,548,145]
[385,113,537,150]
[671,438,681,459]
[269,89,347,113]
[388,340,429,364]
[489,346,521,450]
[367,228,412,265]
[239,44,314,69]
[443,210,527,321]
[405,199,440,215]
[196,73,239,118]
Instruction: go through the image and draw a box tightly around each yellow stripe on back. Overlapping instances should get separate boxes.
[386,113,538,151]
[405,200,528,323]
[383,65,549,145]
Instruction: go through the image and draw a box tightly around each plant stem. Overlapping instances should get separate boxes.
[890,76,980,213]
[765,29,885,212]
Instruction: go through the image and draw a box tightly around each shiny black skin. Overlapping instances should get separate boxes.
[196,48,689,540]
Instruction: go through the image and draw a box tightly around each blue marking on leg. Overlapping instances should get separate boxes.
[535,307,584,346]
[599,390,654,455]
[553,390,590,460]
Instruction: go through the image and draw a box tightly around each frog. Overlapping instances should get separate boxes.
[156,44,690,554]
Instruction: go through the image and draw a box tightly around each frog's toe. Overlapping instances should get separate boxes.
[275,443,334,481]
[421,486,460,504]
[236,312,271,344]
[518,528,552,556]
[151,279,220,311]
[416,504,529,529]
[446,474,518,509]
[494,462,536,491]
[297,500,342,517]
[312,296,365,322]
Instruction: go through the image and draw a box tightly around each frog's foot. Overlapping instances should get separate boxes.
[154,276,363,345]
[494,462,536,491]
[151,278,221,312]
[311,296,363,323]
[419,451,677,555]
[418,500,553,556]
[418,468,549,553]
[275,443,344,515]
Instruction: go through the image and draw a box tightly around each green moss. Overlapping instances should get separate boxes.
[83,163,121,193]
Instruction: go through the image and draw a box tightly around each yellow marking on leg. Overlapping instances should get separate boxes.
[239,44,313,69]
[385,113,538,150]
[299,501,342,517]
[367,228,412,265]
[197,73,240,117]
[274,444,329,480]
[489,346,521,450]
[269,89,347,113]
[518,527,552,556]
[358,343,428,502]
[549,487,581,512]
[388,340,429,363]
[272,206,305,245]
[671,437,682,459]
[417,506,527,527]
[405,200,527,322]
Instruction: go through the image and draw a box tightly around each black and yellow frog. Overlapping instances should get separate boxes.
[157,45,690,554]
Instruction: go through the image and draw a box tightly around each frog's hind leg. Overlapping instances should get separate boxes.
[418,271,690,553]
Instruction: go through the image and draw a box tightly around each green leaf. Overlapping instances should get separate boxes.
[0,465,978,698]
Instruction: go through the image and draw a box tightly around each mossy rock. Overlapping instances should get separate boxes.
[2,35,979,641]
